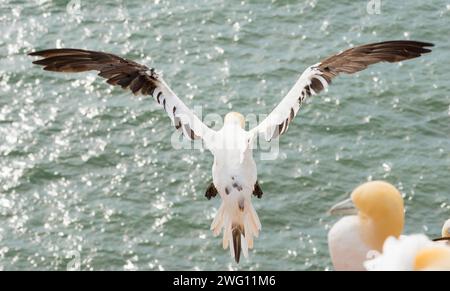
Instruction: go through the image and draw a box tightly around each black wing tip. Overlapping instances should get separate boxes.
[388,40,434,52]
[415,41,434,48]
[361,40,434,56]
[28,48,91,57]
[403,40,434,47]
[411,40,434,53]
[376,40,434,47]
[31,58,49,65]
[28,48,60,56]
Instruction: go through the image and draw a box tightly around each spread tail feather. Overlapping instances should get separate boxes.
[210,200,261,263]
[211,203,225,236]
[231,225,243,263]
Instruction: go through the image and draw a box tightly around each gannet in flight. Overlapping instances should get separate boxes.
[29,40,433,263]
[328,181,449,271]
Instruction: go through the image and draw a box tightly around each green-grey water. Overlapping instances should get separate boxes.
[0,0,449,270]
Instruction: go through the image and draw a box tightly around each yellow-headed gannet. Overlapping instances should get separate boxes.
[29,40,433,263]
[329,181,449,271]
[328,181,404,270]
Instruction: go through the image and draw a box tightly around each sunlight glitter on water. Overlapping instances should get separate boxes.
[0,0,448,271]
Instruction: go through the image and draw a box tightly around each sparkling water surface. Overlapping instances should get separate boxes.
[0,0,449,270]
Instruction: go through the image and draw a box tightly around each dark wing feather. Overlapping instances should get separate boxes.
[29,48,156,94]
[313,40,433,93]
[29,48,215,142]
[252,40,433,141]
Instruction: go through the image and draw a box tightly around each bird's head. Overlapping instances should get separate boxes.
[224,112,245,129]
[329,181,404,251]
[433,219,450,244]
[442,219,450,239]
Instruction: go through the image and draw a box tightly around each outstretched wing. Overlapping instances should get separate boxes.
[250,41,433,141]
[29,48,215,144]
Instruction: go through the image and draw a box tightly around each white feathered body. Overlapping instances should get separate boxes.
[328,216,371,271]
[209,122,261,261]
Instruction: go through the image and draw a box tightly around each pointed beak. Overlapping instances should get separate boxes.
[328,198,358,216]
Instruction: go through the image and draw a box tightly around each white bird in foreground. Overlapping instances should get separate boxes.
[328,181,405,270]
[328,181,450,271]
[365,218,450,271]
[364,234,450,271]
[29,40,433,263]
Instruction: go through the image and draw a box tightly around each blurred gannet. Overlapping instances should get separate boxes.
[329,181,449,271]
[364,218,450,271]
[29,40,433,263]
[414,246,450,271]
[364,234,450,271]
[328,181,404,270]
[443,219,450,238]
[434,219,450,244]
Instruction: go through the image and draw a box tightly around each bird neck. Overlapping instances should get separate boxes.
[359,212,404,251]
